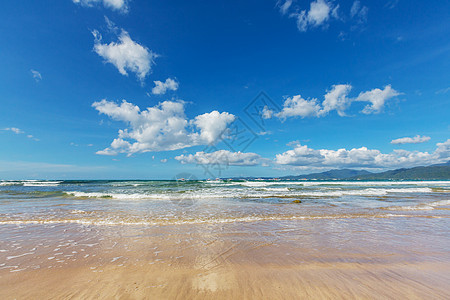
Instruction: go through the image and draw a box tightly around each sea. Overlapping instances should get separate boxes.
[1,179,449,225]
[1,179,450,297]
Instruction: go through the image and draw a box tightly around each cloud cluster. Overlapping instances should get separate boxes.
[175,150,263,166]
[93,29,157,82]
[355,85,400,114]
[277,0,371,33]
[350,1,368,25]
[72,0,128,12]
[2,127,39,141]
[92,99,235,155]
[152,78,179,95]
[266,84,400,120]
[3,127,23,134]
[275,139,450,169]
[391,135,431,145]
[293,0,338,32]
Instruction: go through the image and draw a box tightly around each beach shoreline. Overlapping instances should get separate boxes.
[1,217,449,299]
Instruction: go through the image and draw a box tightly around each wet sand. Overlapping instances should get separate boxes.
[1,217,449,299]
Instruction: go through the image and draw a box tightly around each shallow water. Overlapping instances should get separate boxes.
[0,180,449,225]
[1,180,449,298]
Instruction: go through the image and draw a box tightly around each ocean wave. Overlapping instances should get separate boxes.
[300,181,450,186]
[23,181,61,187]
[382,199,450,211]
[0,213,440,226]
[258,187,291,192]
[63,187,435,200]
[0,180,61,187]
[234,180,450,187]
[64,191,229,200]
[204,180,224,184]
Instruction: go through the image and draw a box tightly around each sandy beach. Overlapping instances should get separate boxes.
[1,215,449,299]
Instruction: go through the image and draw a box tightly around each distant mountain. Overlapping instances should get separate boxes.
[224,161,450,181]
[351,161,450,180]
[281,169,373,180]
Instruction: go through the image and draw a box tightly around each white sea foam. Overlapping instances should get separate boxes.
[64,187,434,200]
[260,187,290,192]
[0,214,433,226]
[235,180,450,187]
[23,181,61,187]
[0,180,61,187]
[205,180,224,184]
[384,199,450,211]
[429,199,450,206]
[0,181,24,186]
[239,182,272,187]
[298,181,450,186]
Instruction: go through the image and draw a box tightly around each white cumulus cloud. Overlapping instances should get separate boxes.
[175,150,263,166]
[152,78,179,95]
[93,29,157,82]
[275,139,450,169]
[355,85,401,114]
[272,84,400,119]
[191,111,235,145]
[276,95,322,119]
[391,135,431,145]
[72,0,128,12]
[319,84,352,116]
[92,99,235,156]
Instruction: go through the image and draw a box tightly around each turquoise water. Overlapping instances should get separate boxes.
[0,180,449,225]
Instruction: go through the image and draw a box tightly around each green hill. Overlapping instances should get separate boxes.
[281,169,372,180]
[351,162,450,180]
[225,162,450,181]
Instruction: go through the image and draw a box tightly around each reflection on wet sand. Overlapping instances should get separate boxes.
[1,216,449,299]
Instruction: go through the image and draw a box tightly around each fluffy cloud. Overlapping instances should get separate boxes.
[261,106,274,119]
[355,85,401,114]
[30,69,42,82]
[175,150,263,166]
[93,29,157,81]
[275,95,322,119]
[268,84,400,120]
[391,135,431,145]
[92,99,235,155]
[72,0,128,12]
[292,0,337,32]
[191,111,235,145]
[320,84,352,116]
[152,78,179,95]
[275,140,450,169]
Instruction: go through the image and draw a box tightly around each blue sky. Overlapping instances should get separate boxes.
[0,0,449,179]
